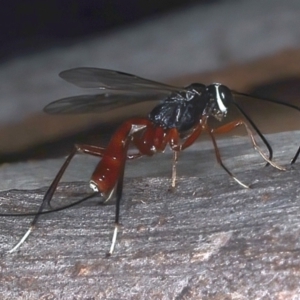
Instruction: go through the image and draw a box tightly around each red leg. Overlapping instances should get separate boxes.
[90,118,150,197]
[89,118,152,255]
[76,144,106,157]
[131,126,181,188]
[160,120,250,189]
[131,124,157,156]
[165,123,203,188]
[211,119,285,170]
[211,120,242,134]
[8,145,96,253]
[206,127,250,189]
[77,144,142,160]
[168,122,203,152]
[132,125,179,154]
[9,120,148,253]
[134,122,204,188]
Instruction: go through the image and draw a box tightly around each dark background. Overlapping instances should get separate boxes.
[1,0,216,61]
[0,0,299,162]
[1,3,300,298]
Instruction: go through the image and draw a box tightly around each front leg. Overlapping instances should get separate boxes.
[212,120,285,171]
[205,119,286,189]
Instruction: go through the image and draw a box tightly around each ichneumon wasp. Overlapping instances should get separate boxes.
[2,67,299,255]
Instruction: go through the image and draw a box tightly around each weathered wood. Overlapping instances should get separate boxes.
[0,132,299,299]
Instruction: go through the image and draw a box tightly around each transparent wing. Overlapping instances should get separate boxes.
[45,67,184,114]
[44,91,170,114]
[59,67,181,92]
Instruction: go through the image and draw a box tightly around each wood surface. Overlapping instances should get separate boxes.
[0,131,299,299]
[0,1,299,298]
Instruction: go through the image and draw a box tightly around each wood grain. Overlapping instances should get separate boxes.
[0,131,299,299]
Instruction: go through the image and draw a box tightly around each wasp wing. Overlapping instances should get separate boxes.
[59,67,181,92]
[46,67,184,114]
[44,91,170,114]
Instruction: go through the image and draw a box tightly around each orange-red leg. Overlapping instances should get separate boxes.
[90,119,150,197]
[77,144,142,160]
[89,118,151,255]
[207,127,250,188]
[8,119,149,255]
[211,119,285,170]
[131,124,204,189]
[169,122,203,151]
[8,146,97,253]
[12,115,287,255]
[166,125,203,188]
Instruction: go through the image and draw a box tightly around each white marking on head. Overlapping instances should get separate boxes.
[215,84,228,113]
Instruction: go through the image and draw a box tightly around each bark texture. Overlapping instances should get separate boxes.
[0,132,299,299]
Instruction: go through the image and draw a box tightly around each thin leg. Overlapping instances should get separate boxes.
[291,146,300,164]
[9,119,148,254]
[78,144,142,160]
[178,124,203,151]
[164,121,250,189]
[169,122,203,152]
[8,147,77,253]
[8,227,33,254]
[233,102,273,163]
[171,151,179,188]
[107,176,124,256]
[212,120,285,171]
[8,143,107,254]
[168,124,203,188]
[76,144,106,157]
[107,143,127,256]
[132,122,202,188]
[207,129,250,189]
[7,192,98,253]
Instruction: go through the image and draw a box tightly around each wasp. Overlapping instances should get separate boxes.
[4,68,300,255]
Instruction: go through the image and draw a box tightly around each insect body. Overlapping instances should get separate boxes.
[6,68,300,255]
[89,83,233,196]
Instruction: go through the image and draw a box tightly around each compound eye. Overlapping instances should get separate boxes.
[217,84,233,108]
[207,83,233,113]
